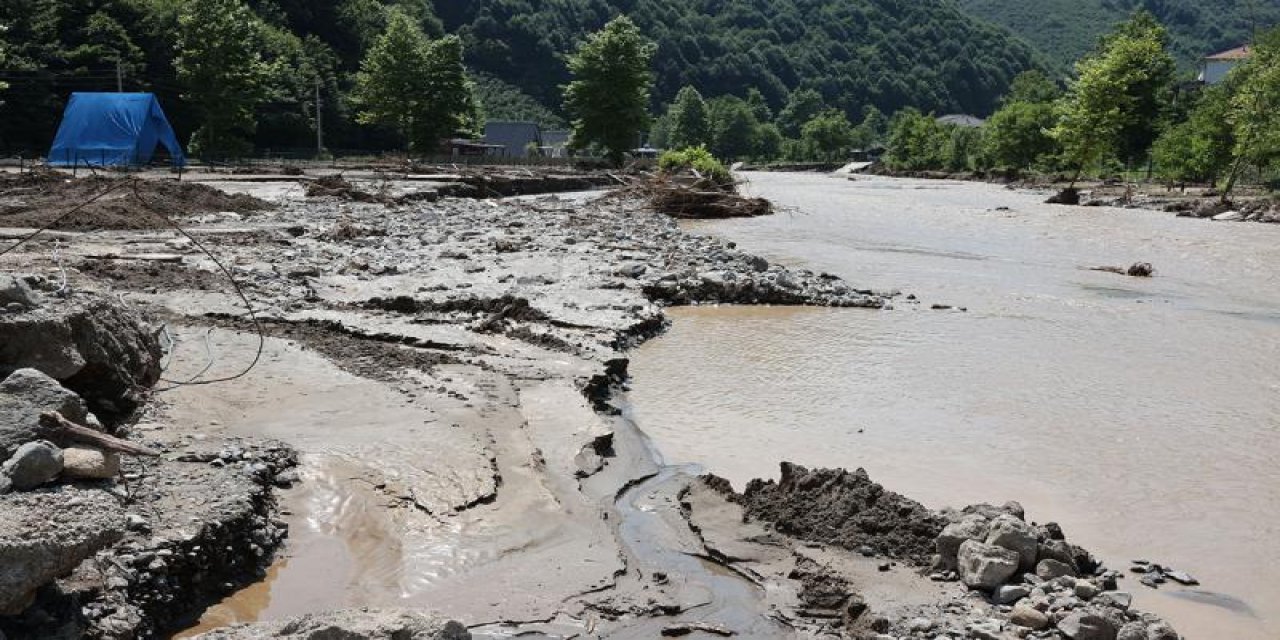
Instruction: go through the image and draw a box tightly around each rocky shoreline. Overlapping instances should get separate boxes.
[1,175,1184,639]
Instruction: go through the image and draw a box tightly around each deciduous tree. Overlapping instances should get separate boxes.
[176,0,268,158]
[563,16,656,165]
[667,86,711,150]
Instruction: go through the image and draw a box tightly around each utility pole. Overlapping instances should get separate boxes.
[314,76,324,157]
[116,59,123,92]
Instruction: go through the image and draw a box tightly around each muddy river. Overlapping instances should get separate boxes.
[628,172,1280,640]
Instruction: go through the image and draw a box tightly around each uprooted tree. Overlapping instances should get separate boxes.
[563,16,656,165]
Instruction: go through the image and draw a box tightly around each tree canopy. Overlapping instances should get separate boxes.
[563,16,655,164]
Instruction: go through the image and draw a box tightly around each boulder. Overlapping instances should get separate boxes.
[986,514,1039,572]
[1,441,64,491]
[1010,604,1050,630]
[1058,611,1118,640]
[0,292,162,420]
[937,514,990,568]
[1038,539,1077,567]
[0,276,40,309]
[191,609,471,639]
[958,539,1020,590]
[0,487,125,613]
[1,368,91,460]
[61,446,120,480]
[1093,591,1133,611]
[1117,622,1147,640]
[993,584,1030,605]
[1037,558,1078,580]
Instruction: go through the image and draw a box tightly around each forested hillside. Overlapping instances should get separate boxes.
[0,0,1043,156]
[436,0,1044,120]
[957,0,1279,69]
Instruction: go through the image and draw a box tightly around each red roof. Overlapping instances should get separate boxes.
[1206,46,1251,61]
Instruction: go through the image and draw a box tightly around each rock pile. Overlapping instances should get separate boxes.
[0,280,162,419]
[935,504,1179,639]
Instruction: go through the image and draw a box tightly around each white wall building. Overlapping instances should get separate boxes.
[1199,46,1251,85]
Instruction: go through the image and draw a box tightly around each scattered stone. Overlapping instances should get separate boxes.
[1164,570,1198,586]
[1094,591,1133,611]
[660,621,734,637]
[1,441,64,490]
[1058,610,1117,640]
[1037,558,1077,580]
[993,584,1030,605]
[1011,604,1050,630]
[1075,579,1100,600]
[957,539,1020,590]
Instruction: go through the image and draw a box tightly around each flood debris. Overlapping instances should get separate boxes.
[1088,262,1155,277]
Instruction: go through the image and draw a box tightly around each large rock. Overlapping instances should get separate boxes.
[986,514,1038,572]
[0,487,125,613]
[0,369,91,461]
[1037,558,1078,580]
[192,609,471,639]
[1,441,63,491]
[0,292,161,420]
[1010,604,1050,630]
[936,514,990,569]
[0,276,40,309]
[1058,610,1118,640]
[957,539,1020,590]
[60,446,120,480]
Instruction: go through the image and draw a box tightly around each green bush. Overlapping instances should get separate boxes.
[658,146,734,186]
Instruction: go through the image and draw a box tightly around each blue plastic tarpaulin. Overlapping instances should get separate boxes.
[48,93,186,168]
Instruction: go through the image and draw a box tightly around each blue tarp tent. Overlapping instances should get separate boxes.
[48,93,186,168]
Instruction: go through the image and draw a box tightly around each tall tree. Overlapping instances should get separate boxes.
[1050,16,1173,186]
[802,109,856,161]
[983,100,1058,173]
[177,0,269,158]
[707,95,758,160]
[563,16,656,165]
[353,9,476,153]
[666,86,711,149]
[777,88,824,137]
[1107,12,1176,166]
[1221,27,1280,201]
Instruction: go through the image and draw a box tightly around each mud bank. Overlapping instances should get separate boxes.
[0,175,1184,639]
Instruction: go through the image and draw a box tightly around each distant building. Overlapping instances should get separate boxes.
[540,130,570,158]
[936,114,985,128]
[484,121,542,157]
[1200,46,1251,85]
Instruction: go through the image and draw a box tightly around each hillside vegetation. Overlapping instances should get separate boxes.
[958,0,1279,68]
[0,0,1043,155]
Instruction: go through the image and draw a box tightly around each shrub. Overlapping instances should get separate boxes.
[658,145,733,186]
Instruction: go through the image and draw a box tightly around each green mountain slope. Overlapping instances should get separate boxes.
[957,0,1279,69]
[435,0,1045,118]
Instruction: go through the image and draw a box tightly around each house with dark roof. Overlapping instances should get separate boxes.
[484,121,542,157]
[1200,45,1251,85]
[540,130,570,158]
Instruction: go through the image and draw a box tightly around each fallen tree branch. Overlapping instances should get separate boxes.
[39,411,161,457]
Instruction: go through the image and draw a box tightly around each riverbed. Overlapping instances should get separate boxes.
[628,172,1280,640]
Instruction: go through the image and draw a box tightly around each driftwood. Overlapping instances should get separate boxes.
[38,411,161,457]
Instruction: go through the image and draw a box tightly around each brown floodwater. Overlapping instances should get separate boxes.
[628,172,1280,640]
